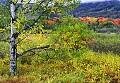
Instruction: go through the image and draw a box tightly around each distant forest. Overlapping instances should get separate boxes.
[70,1,120,19]
[1,0,120,19]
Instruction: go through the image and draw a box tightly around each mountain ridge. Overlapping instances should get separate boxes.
[70,1,120,19]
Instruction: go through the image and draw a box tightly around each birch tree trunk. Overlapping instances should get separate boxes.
[10,2,17,76]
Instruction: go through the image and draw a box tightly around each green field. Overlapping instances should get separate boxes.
[0,30,120,83]
[93,33,120,54]
[1,0,120,82]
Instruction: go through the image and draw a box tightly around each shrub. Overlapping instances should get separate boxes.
[50,16,93,58]
[0,42,9,58]
[0,56,9,76]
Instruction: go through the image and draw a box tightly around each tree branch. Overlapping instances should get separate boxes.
[0,39,10,43]
[17,44,51,57]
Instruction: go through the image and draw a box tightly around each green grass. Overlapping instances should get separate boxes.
[0,51,120,83]
[93,33,120,54]
[0,19,120,82]
[0,32,120,82]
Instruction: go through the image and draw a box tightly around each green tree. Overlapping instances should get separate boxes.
[0,0,81,75]
[0,2,10,28]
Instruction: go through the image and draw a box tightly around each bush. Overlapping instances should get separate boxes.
[0,56,9,76]
[0,42,9,58]
[50,16,93,58]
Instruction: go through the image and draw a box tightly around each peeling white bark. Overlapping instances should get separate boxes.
[10,2,17,76]
[10,3,16,19]
[10,28,17,76]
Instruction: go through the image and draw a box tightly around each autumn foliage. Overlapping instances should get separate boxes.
[45,20,55,26]
[44,17,120,28]
[114,19,120,25]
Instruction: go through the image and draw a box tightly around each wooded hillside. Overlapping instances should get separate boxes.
[70,1,120,19]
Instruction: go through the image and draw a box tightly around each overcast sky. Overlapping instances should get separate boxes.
[81,0,119,3]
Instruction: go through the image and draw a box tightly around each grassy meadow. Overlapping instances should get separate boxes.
[0,17,120,83]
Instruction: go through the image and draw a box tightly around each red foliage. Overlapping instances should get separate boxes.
[52,17,60,22]
[45,20,55,26]
[56,41,62,46]
[44,17,120,27]
[113,19,120,25]
[79,17,92,25]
